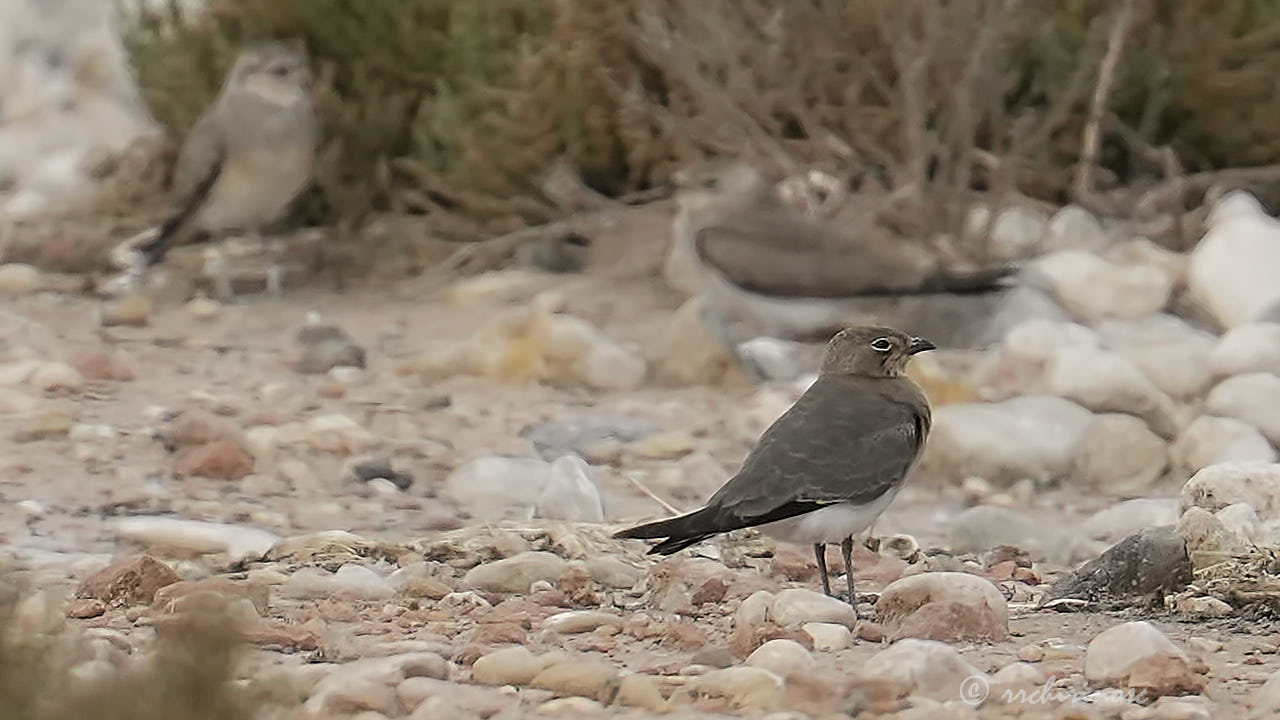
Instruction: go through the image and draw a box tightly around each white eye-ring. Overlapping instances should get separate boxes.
[870,337,893,352]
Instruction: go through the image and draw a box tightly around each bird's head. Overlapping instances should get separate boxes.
[819,326,935,378]
[673,158,773,213]
[230,41,312,106]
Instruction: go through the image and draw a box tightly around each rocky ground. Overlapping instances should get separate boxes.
[4,201,1280,719]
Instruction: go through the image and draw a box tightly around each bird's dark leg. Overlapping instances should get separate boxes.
[841,536,857,613]
[814,543,832,596]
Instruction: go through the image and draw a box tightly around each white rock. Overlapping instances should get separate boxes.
[1084,621,1188,685]
[736,337,814,382]
[1172,416,1277,473]
[532,455,604,522]
[303,653,449,714]
[918,396,1094,486]
[0,359,44,385]
[1187,190,1280,329]
[978,204,1049,261]
[1082,499,1180,542]
[472,646,547,686]
[1216,502,1261,543]
[1209,322,1280,378]
[445,456,551,519]
[1031,251,1172,322]
[854,639,987,704]
[1181,462,1280,518]
[770,588,859,629]
[1097,316,1215,399]
[802,622,853,651]
[745,639,814,676]
[1044,205,1110,253]
[331,564,395,600]
[112,517,280,563]
[1105,237,1189,287]
[1206,374,1280,445]
[1070,413,1168,495]
[576,340,647,392]
[0,264,41,295]
[1042,345,1180,438]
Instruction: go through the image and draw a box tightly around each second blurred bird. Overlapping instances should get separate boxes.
[126,41,317,299]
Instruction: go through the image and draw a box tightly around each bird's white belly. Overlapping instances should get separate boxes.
[757,484,901,545]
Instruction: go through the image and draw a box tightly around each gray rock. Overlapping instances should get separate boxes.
[1172,416,1277,474]
[1177,507,1249,570]
[1206,374,1280,445]
[918,396,1094,486]
[1069,413,1168,496]
[519,414,656,461]
[532,454,604,522]
[1040,526,1190,608]
[1097,316,1215,400]
[1082,499,1180,542]
[948,506,1067,561]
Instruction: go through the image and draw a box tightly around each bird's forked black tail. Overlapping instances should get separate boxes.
[613,506,720,555]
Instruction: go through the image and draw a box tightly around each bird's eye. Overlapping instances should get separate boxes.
[869,337,893,352]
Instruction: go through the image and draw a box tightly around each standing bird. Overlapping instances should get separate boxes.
[665,160,1014,372]
[615,326,934,611]
[128,41,317,299]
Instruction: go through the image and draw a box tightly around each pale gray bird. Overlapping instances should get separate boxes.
[666,160,1013,369]
[614,326,935,611]
[132,41,317,298]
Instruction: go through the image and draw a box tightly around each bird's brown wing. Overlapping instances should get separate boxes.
[703,374,929,529]
[139,107,226,264]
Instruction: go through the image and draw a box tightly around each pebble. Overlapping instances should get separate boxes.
[444,456,552,519]
[174,439,255,480]
[464,552,569,593]
[1252,668,1280,716]
[0,387,39,413]
[802,622,853,651]
[770,588,859,629]
[626,430,698,460]
[305,413,377,455]
[1205,373,1280,445]
[543,610,620,634]
[656,297,738,385]
[99,293,151,327]
[582,556,642,589]
[519,413,656,461]
[876,572,1009,642]
[735,590,775,628]
[1084,621,1203,695]
[745,639,814,676]
[1172,596,1233,618]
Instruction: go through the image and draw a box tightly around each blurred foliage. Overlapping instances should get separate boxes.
[120,0,1280,265]
[0,574,290,720]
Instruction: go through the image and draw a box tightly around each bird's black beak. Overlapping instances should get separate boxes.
[907,336,936,354]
